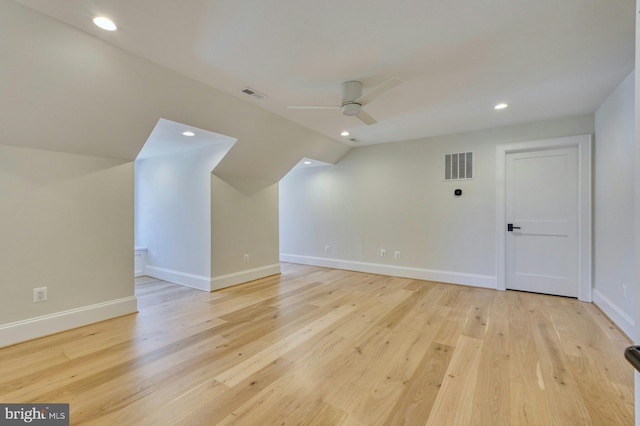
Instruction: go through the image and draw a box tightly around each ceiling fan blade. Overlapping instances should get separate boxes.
[356,110,377,125]
[358,77,402,104]
[287,105,340,110]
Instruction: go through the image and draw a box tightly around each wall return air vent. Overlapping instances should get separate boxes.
[445,152,473,180]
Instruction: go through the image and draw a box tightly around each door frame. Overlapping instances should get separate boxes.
[496,134,592,301]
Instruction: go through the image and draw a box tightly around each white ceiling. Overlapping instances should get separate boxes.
[15,0,635,147]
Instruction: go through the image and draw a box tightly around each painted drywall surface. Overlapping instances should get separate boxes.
[0,2,349,335]
[636,0,640,346]
[635,3,640,425]
[0,1,349,174]
[211,176,280,281]
[135,143,233,281]
[280,115,594,284]
[0,144,133,324]
[594,71,635,331]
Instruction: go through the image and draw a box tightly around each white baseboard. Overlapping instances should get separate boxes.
[0,296,138,348]
[593,289,635,339]
[280,254,496,289]
[145,265,211,291]
[211,264,281,291]
[146,264,281,292]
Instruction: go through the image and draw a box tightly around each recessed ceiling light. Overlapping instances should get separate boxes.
[93,17,117,31]
[182,131,195,137]
[341,131,350,137]
[494,103,509,110]
[303,161,312,165]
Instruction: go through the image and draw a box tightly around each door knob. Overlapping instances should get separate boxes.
[507,223,521,232]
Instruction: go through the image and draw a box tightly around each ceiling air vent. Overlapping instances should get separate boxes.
[445,152,473,180]
[241,87,266,100]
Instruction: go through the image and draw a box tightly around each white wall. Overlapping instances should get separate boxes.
[135,142,234,290]
[211,176,281,290]
[594,71,636,337]
[0,2,350,345]
[0,145,136,346]
[634,3,640,424]
[280,115,594,287]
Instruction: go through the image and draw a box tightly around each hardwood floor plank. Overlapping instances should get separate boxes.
[459,288,493,340]
[343,322,440,425]
[471,352,510,425]
[0,264,633,425]
[375,284,433,329]
[469,291,512,425]
[313,316,407,411]
[425,335,484,426]
[298,400,348,426]
[215,303,356,387]
[554,301,632,386]
[531,308,594,425]
[383,342,454,426]
[215,371,318,425]
[432,296,467,347]
[585,303,633,346]
[170,358,297,426]
[508,291,544,389]
[509,380,553,425]
[567,354,634,425]
[82,375,229,425]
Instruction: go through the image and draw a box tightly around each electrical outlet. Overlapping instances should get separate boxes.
[394,251,400,259]
[243,254,250,263]
[623,283,627,299]
[325,245,330,254]
[380,249,386,257]
[33,287,47,303]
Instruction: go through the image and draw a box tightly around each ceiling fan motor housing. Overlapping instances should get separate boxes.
[341,81,364,116]
[341,81,363,102]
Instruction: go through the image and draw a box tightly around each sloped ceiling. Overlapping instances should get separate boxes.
[136,118,236,161]
[12,0,636,146]
[0,1,349,181]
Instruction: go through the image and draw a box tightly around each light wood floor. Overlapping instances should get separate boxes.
[0,264,634,425]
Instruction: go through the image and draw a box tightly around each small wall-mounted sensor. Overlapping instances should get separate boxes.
[454,189,462,196]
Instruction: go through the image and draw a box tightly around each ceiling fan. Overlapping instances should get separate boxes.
[287,78,402,126]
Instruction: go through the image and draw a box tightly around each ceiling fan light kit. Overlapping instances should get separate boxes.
[341,102,361,116]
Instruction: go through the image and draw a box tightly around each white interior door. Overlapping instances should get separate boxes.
[505,147,578,297]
